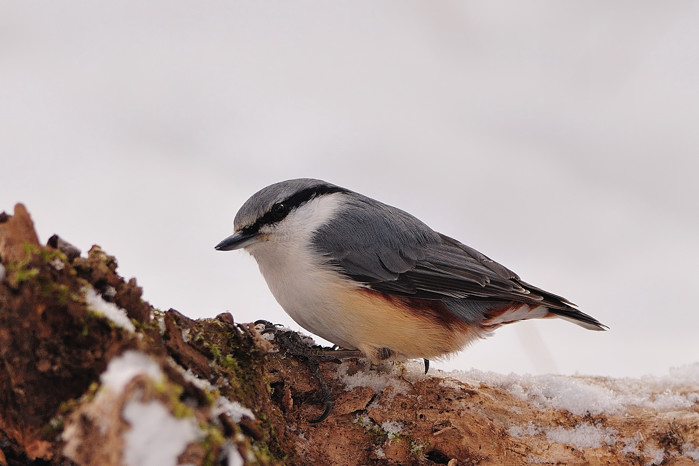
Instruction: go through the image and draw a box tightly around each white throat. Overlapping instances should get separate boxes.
[243,193,355,346]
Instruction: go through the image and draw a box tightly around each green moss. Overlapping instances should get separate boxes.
[209,343,222,360]
[199,423,227,466]
[22,242,41,257]
[40,414,65,438]
[84,309,118,330]
[14,266,39,282]
[252,439,277,462]
[39,281,72,305]
[355,415,389,442]
[81,315,92,336]
[38,246,68,265]
[201,387,219,406]
[131,317,158,332]
[171,400,194,419]
[220,355,239,371]
[410,439,429,458]
[151,379,194,419]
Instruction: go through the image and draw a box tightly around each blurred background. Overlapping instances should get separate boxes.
[2,2,698,377]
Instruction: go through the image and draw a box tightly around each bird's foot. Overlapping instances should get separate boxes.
[254,321,344,422]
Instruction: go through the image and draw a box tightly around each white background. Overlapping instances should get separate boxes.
[2,2,698,377]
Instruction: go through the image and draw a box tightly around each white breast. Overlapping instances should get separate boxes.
[244,193,358,348]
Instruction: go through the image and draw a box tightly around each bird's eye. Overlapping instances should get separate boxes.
[269,203,289,222]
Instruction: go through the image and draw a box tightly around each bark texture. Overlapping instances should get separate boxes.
[0,204,697,465]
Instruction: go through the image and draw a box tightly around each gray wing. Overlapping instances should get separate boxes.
[312,195,557,305]
[312,194,606,330]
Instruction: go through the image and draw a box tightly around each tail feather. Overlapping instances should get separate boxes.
[450,300,608,331]
[547,308,608,331]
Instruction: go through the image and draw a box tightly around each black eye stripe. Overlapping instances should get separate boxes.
[242,185,348,235]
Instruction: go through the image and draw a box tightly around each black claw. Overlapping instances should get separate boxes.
[257,323,336,422]
[423,359,430,374]
[304,347,334,423]
[309,399,334,423]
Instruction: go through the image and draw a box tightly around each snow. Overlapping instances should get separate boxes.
[545,423,617,449]
[222,441,244,466]
[620,433,642,455]
[212,396,255,423]
[381,421,404,440]
[100,350,163,394]
[170,361,256,424]
[155,313,166,334]
[83,286,136,333]
[445,363,699,461]
[49,257,64,271]
[509,421,618,449]
[645,447,665,465]
[97,352,254,465]
[179,366,213,392]
[684,444,699,461]
[447,363,699,416]
[98,352,204,465]
[355,414,373,429]
[253,323,316,348]
[508,422,540,439]
[122,399,202,466]
[337,361,410,396]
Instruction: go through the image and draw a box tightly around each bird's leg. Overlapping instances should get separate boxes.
[315,348,365,360]
[254,321,336,422]
[423,359,430,374]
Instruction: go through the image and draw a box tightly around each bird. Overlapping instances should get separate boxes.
[215,178,606,369]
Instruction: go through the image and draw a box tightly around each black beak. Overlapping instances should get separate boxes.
[214,231,259,251]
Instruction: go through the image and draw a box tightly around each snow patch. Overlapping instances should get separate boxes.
[545,423,617,449]
[438,378,463,391]
[222,441,244,466]
[355,414,373,429]
[122,399,202,466]
[170,359,256,423]
[103,285,117,300]
[155,313,166,334]
[447,363,699,416]
[49,257,64,271]
[338,361,409,395]
[179,366,213,392]
[101,350,163,394]
[508,422,540,439]
[644,446,665,465]
[683,443,699,461]
[84,286,135,333]
[620,432,642,455]
[509,421,617,450]
[212,397,255,423]
[381,421,403,440]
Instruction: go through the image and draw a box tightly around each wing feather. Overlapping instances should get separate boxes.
[311,194,604,332]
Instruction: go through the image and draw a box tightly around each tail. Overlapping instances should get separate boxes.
[473,301,608,331]
[469,279,608,331]
[518,279,608,331]
[546,307,608,331]
[439,276,608,331]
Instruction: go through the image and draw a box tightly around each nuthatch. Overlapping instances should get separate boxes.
[216,179,606,367]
